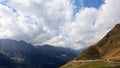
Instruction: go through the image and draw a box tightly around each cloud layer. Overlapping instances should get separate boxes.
[0,0,120,49]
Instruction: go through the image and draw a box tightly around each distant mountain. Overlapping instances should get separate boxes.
[0,39,80,68]
[22,45,79,68]
[61,24,120,68]
[0,39,36,59]
[36,44,79,61]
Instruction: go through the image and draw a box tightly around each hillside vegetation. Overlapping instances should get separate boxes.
[61,24,120,68]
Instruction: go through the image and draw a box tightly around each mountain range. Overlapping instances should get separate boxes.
[0,39,80,68]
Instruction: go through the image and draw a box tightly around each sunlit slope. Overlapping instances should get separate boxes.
[61,24,120,68]
[75,24,120,60]
[95,24,120,59]
[75,46,101,60]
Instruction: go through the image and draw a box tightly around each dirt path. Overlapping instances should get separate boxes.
[72,59,112,63]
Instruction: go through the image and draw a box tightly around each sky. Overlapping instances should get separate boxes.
[0,0,120,49]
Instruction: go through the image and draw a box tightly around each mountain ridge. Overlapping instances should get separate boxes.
[61,24,120,68]
[0,39,80,68]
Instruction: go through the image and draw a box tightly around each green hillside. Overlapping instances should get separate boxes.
[75,46,100,60]
[61,24,120,68]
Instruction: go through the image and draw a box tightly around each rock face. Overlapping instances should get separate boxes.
[61,24,120,68]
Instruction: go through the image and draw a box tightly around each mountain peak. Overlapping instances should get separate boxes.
[115,23,120,27]
[105,23,120,38]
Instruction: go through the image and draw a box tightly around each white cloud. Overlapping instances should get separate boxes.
[47,8,98,49]
[0,0,73,45]
[0,3,50,43]
[7,0,73,30]
[0,0,120,49]
[95,0,120,28]
[46,0,120,49]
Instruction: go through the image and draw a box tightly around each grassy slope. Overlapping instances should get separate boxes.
[61,24,120,68]
[75,46,101,60]
[95,24,120,59]
[61,61,111,68]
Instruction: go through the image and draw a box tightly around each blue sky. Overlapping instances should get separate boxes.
[83,0,104,8]
[73,0,104,15]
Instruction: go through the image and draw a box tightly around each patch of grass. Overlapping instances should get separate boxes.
[75,46,101,60]
[61,61,111,68]
[77,61,111,68]
[60,62,74,68]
